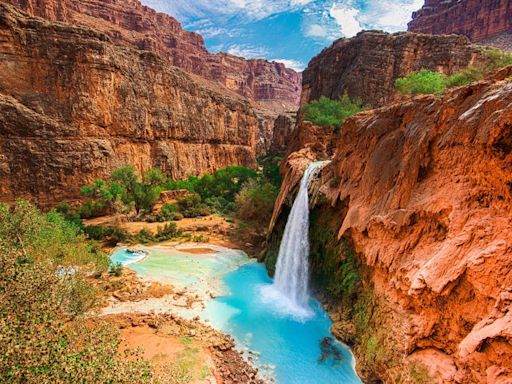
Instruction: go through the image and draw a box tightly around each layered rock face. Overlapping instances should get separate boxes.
[409,0,512,50]
[302,31,482,108]
[271,71,512,382]
[0,5,258,205]
[3,0,301,108]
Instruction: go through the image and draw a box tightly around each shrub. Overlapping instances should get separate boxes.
[78,200,108,219]
[235,180,278,226]
[83,225,130,246]
[395,69,447,95]
[54,202,83,228]
[109,261,123,277]
[445,67,483,88]
[136,228,155,244]
[303,95,363,129]
[483,47,512,71]
[157,203,182,221]
[156,222,180,240]
[177,193,210,218]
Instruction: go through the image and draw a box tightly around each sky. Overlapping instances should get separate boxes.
[141,0,424,72]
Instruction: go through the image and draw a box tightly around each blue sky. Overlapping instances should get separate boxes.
[141,0,424,71]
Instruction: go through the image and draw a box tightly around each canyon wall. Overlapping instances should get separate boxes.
[302,31,482,108]
[409,0,512,50]
[270,69,512,382]
[3,0,301,109]
[0,4,259,205]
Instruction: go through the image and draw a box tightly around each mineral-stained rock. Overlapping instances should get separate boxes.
[302,31,482,108]
[271,71,512,382]
[409,0,512,51]
[3,0,301,108]
[0,4,259,205]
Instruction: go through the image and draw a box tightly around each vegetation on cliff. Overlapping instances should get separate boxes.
[396,47,512,96]
[303,96,364,129]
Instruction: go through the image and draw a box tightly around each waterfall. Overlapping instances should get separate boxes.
[262,161,328,318]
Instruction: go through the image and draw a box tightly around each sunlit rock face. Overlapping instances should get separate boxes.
[3,0,302,109]
[0,4,259,205]
[409,0,512,51]
[302,31,483,108]
[271,66,512,382]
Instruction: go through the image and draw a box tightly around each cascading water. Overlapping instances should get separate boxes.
[262,161,328,318]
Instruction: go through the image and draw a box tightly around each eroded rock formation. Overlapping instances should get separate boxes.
[270,70,512,382]
[3,0,301,108]
[0,4,258,205]
[302,31,482,108]
[409,0,512,50]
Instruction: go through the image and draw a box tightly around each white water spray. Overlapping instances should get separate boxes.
[262,161,328,318]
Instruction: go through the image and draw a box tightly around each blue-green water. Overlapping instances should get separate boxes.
[111,247,361,384]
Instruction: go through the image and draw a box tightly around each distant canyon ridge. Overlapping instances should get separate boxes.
[409,0,512,50]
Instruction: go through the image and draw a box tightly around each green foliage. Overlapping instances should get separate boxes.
[156,222,180,240]
[177,193,210,218]
[260,156,283,188]
[483,47,512,71]
[445,67,483,88]
[109,261,123,277]
[157,203,182,222]
[303,95,363,129]
[0,201,154,383]
[54,202,83,228]
[78,200,108,219]
[0,201,108,272]
[235,179,278,226]
[395,69,448,95]
[136,228,155,244]
[83,225,131,247]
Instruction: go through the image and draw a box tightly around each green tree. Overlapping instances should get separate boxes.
[303,95,363,129]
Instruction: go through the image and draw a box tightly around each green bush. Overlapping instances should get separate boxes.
[303,95,363,129]
[156,222,180,240]
[445,67,483,88]
[395,69,448,95]
[136,228,155,244]
[483,47,512,71]
[177,193,210,218]
[109,261,123,277]
[83,225,131,246]
[157,203,182,222]
[235,180,278,226]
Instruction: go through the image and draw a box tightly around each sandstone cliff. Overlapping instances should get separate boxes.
[0,4,259,205]
[3,0,301,109]
[302,31,482,108]
[269,70,512,382]
[409,0,512,51]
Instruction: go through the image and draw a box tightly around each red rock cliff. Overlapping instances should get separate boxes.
[302,31,482,108]
[3,0,301,109]
[409,0,512,50]
[271,71,512,382]
[0,4,259,205]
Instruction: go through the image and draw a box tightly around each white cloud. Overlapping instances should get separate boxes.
[329,3,362,37]
[304,24,329,38]
[226,44,269,58]
[271,58,306,71]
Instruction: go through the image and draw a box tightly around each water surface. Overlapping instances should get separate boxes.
[111,246,361,384]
